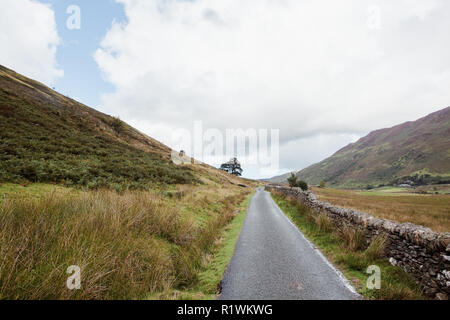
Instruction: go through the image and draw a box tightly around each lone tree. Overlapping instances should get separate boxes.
[287,173,308,191]
[287,173,299,188]
[220,157,243,176]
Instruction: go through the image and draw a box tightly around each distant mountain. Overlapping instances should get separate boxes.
[272,107,450,188]
[264,172,293,184]
[0,65,198,189]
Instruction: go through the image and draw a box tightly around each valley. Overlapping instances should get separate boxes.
[0,64,448,301]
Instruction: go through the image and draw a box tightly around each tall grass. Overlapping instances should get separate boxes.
[365,235,387,262]
[314,213,334,233]
[0,189,245,299]
[339,225,367,252]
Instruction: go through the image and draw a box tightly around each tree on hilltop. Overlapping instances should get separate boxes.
[220,157,243,176]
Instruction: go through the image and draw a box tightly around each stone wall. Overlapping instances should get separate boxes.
[265,185,450,300]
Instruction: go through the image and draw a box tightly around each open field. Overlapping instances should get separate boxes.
[312,187,450,233]
[0,182,253,300]
[355,184,450,196]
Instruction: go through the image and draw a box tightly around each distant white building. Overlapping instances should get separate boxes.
[398,184,412,188]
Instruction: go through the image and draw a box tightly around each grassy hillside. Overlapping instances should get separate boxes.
[265,172,292,184]
[0,65,198,190]
[292,107,450,188]
[0,65,259,299]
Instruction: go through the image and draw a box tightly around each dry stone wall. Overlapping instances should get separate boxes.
[265,185,450,300]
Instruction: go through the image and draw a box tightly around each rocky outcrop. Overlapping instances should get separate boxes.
[265,185,450,300]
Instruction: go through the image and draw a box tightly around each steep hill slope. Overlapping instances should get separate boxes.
[0,65,241,189]
[264,172,292,184]
[286,107,450,188]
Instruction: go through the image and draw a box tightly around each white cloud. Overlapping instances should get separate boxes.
[95,0,450,178]
[0,0,62,85]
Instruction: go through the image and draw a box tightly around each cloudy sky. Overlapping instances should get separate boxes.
[1,0,449,178]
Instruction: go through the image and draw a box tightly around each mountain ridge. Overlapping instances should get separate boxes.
[270,107,450,188]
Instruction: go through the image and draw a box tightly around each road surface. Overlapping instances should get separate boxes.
[219,188,360,300]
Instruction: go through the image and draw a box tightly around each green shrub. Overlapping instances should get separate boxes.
[287,173,308,191]
[297,180,308,191]
[287,173,298,188]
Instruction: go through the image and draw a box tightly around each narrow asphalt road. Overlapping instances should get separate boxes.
[219,188,360,300]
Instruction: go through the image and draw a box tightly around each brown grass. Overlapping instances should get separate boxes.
[314,213,334,233]
[339,224,366,251]
[0,183,250,300]
[312,187,450,233]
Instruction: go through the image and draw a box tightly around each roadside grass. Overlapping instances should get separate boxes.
[270,193,425,300]
[191,191,254,298]
[147,191,254,300]
[312,187,450,233]
[0,183,252,300]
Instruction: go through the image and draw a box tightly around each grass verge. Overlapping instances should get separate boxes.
[147,191,254,300]
[270,192,425,300]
